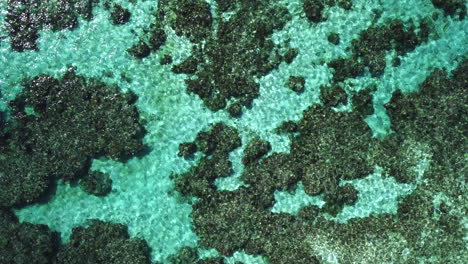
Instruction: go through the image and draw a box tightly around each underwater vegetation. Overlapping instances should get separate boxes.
[0,0,467,263]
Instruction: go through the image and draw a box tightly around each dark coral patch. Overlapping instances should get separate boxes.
[171,123,241,197]
[321,184,358,216]
[166,246,228,264]
[227,102,243,118]
[327,32,340,45]
[328,57,365,82]
[320,83,348,107]
[168,1,291,111]
[351,85,376,117]
[242,137,271,165]
[128,23,167,59]
[79,171,113,196]
[194,123,242,156]
[127,41,152,59]
[329,19,431,81]
[56,220,151,264]
[275,120,299,134]
[171,82,380,262]
[177,142,197,159]
[431,0,467,19]
[303,0,326,23]
[294,106,374,195]
[110,4,131,25]
[4,0,98,51]
[287,76,306,93]
[172,60,468,262]
[158,0,213,43]
[0,209,59,264]
[0,67,146,207]
[284,48,299,64]
[167,246,199,264]
[385,60,467,184]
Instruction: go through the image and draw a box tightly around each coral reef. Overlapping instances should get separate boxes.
[56,220,151,264]
[171,58,468,263]
[431,0,467,19]
[0,209,58,264]
[168,0,291,111]
[171,123,241,197]
[110,4,131,25]
[79,171,113,196]
[0,67,145,207]
[287,76,306,93]
[329,19,430,80]
[4,0,98,51]
[127,22,167,59]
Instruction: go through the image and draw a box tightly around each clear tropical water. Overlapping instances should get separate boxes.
[1,0,467,263]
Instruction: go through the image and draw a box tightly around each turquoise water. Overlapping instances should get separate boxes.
[1,0,467,263]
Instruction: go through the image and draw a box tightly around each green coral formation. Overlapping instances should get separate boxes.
[0,67,145,207]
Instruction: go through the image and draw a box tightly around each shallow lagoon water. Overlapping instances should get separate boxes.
[1,0,467,263]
